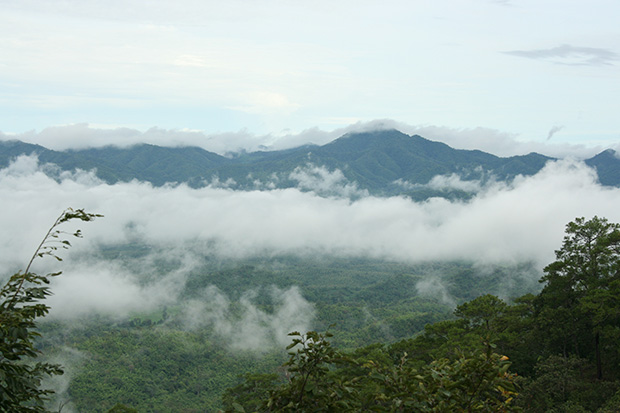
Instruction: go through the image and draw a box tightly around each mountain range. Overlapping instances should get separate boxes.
[1,129,618,199]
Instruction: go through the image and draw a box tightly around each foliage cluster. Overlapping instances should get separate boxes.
[4,213,620,412]
[223,330,518,412]
[0,208,100,411]
[223,216,620,412]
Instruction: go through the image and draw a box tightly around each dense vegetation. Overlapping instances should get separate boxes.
[34,257,538,412]
[3,214,620,411]
[8,129,620,199]
[0,209,100,411]
[221,216,620,412]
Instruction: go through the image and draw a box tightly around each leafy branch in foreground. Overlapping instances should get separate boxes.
[224,329,520,412]
[0,208,101,412]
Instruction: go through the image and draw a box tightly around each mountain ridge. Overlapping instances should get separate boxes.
[1,129,618,199]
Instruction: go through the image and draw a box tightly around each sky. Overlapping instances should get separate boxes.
[2,0,620,337]
[1,0,619,155]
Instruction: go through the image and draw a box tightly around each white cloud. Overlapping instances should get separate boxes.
[381,122,604,159]
[1,1,618,147]
[289,164,368,198]
[2,155,620,324]
[504,44,619,66]
[2,120,610,160]
[415,278,456,308]
[45,257,189,320]
[181,286,314,351]
[41,346,86,413]
[394,173,486,194]
[230,91,300,115]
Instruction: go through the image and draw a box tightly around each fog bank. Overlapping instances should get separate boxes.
[1,155,619,320]
[2,120,610,159]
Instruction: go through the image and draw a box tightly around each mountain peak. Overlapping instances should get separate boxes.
[585,148,620,186]
[2,130,619,198]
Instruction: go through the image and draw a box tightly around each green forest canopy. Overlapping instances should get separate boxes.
[2,214,620,412]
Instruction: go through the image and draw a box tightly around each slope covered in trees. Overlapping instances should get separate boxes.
[35,257,536,411]
[4,215,620,411]
[222,216,620,412]
[5,130,618,199]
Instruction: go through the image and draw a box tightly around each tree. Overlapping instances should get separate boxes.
[455,294,508,354]
[264,330,356,411]
[107,403,139,412]
[224,330,521,412]
[0,208,100,411]
[538,216,620,380]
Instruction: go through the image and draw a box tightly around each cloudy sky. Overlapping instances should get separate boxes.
[2,1,620,322]
[1,0,619,154]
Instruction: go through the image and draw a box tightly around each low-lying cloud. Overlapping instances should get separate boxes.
[1,120,610,159]
[44,257,191,321]
[394,173,486,194]
[2,155,620,322]
[289,164,369,198]
[181,286,314,351]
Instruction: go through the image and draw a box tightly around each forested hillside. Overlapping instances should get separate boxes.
[3,0,618,411]
[3,212,620,411]
[34,256,539,412]
[3,130,619,199]
[2,131,620,412]
[221,216,620,412]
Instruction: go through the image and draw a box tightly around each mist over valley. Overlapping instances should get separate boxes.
[2,127,620,411]
[3,0,619,409]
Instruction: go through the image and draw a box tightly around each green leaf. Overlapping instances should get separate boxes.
[232,402,245,412]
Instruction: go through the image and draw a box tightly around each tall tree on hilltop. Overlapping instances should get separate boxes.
[538,216,620,380]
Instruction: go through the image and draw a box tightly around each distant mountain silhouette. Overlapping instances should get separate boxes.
[585,149,620,187]
[2,129,618,199]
